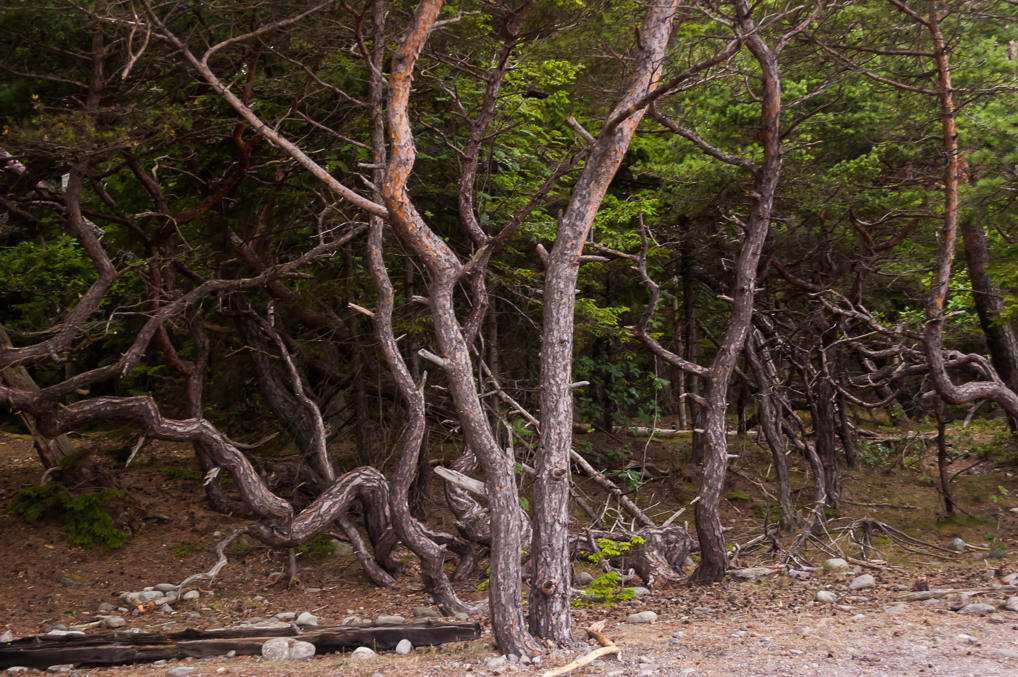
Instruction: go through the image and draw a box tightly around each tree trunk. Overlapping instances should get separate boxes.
[810,376,839,508]
[531,0,678,643]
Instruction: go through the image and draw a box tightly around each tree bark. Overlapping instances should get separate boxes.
[531,0,679,643]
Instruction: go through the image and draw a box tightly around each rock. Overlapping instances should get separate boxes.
[376,614,405,625]
[289,640,316,660]
[454,612,469,620]
[412,606,439,618]
[947,537,966,552]
[921,598,941,606]
[627,611,658,624]
[730,567,775,581]
[166,668,196,677]
[849,574,876,590]
[101,615,126,629]
[122,590,163,605]
[947,593,972,610]
[341,616,363,626]
[787,569,811,580]
[395,638,413,655]
[330,539,355,556]
[262,637,313,661]
[884,604,907,614]
[51,572,87,588]
[45,630,85,638]
[273,611,296,621]
[993,649,1018,659]
[45,665,73,673]
[1005,597,1018,612]
[815,590,837,604]
[6,668,29,674]
[0,630,14,642]
[485,655,508,670]
[296,612,318,626]
[155,583,177,592]
[181,590,200,602]
[629,587,652,597]
[823,558,850,572]
[97,602,116,613]
[957,603,996,615]
[158,604,174,613]
[351,646,376,660]
[574,571,595,586]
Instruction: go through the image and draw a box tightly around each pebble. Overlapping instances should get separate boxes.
[97,602,116,613]
[376,614,405,625]
[574,571,595,586]
[993,648,1018,659]
[154,583,177,592]
[823,558,850,572]
[957,603,995,615]
[5,668,29,674]
[884,604,907,614]
[629,587,652,597]
[0,631,14,642]
[351,646,376,660]
[395,638,413,655]
[262,637,316,661]
[627,611,658,624]
[121,590,163,605]
[816,590,837,604]
[166,668,196,677]
[296,612,318,626]
[412,606,440,618]
[46,630,85,638]
[45,666,73,673]
[921,598,941,606]
[454,612,470,620]
[849,574,876,590]
[1005,597,1018,612]
[730,567,775,581]
[485,655,508,670]
[181,590,200,602]
[946,537,966,552]
[101,615,126,629]
[158,604,174,614]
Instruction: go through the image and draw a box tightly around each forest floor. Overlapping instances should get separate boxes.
[2,418,1018,676]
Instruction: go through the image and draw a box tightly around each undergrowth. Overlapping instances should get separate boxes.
[9,482,128,550]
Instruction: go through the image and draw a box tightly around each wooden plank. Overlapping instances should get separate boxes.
[0,622,481,669]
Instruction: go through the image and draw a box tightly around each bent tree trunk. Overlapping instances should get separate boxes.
[532,0,679,643]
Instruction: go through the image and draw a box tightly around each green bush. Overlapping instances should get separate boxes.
[10,482,128,550]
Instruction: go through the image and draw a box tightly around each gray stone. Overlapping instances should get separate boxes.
[395,638,413,655]
[331,538,355,556]
[849,574,876,590]
[262,637,291,661]
[274,611,296,620]
[627,611,658,624]
[166,668,196,677]
[181,590,200,602]
[289,640,316,660]
[45,630,85,638]
[921,598,942,606]
[884,604,907,614]
[730,567,774,581]
[155,583,177,592]
[351,646,376,660]
[1005,596,1018,612]
[629,586,652,597]
[45,666,73,673]
[947,537,966,552]
[341,616,363,626]
[485,655,508,670]
[412,606,440,618]
[815,590,837,604]
[296,612,318,626]
[6,668,29,674]
[0,631,14,642]
[957,603,996,615]
[993,648,1018,659]
[97,602,116,613]
[376,614,405,625]
[225,650,236,658]
[823,558,850,572]
[787,569,811,580]
[454,612,469,620]
[574,571,595,586]
[158,604,174,613]
[101,615,126,629]
[122,590,163,605]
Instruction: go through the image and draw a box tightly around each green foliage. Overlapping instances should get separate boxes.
[295,533,338,559]
[10,482,128,550]
[160,466,202,482]
[172,540,204,559]
[572,535,645,608]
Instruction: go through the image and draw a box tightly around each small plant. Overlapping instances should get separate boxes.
[160,466,202,482]
[295,533,338,559]
[10,482,128,550]
[572,535,645,608]
[172,541,205,559]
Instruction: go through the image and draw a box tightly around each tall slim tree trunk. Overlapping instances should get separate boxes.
[530,1,678,642]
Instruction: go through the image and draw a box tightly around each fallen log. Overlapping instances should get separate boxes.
[0,622,480,669]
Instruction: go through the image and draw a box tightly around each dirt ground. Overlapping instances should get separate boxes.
[2,425,1018,676]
